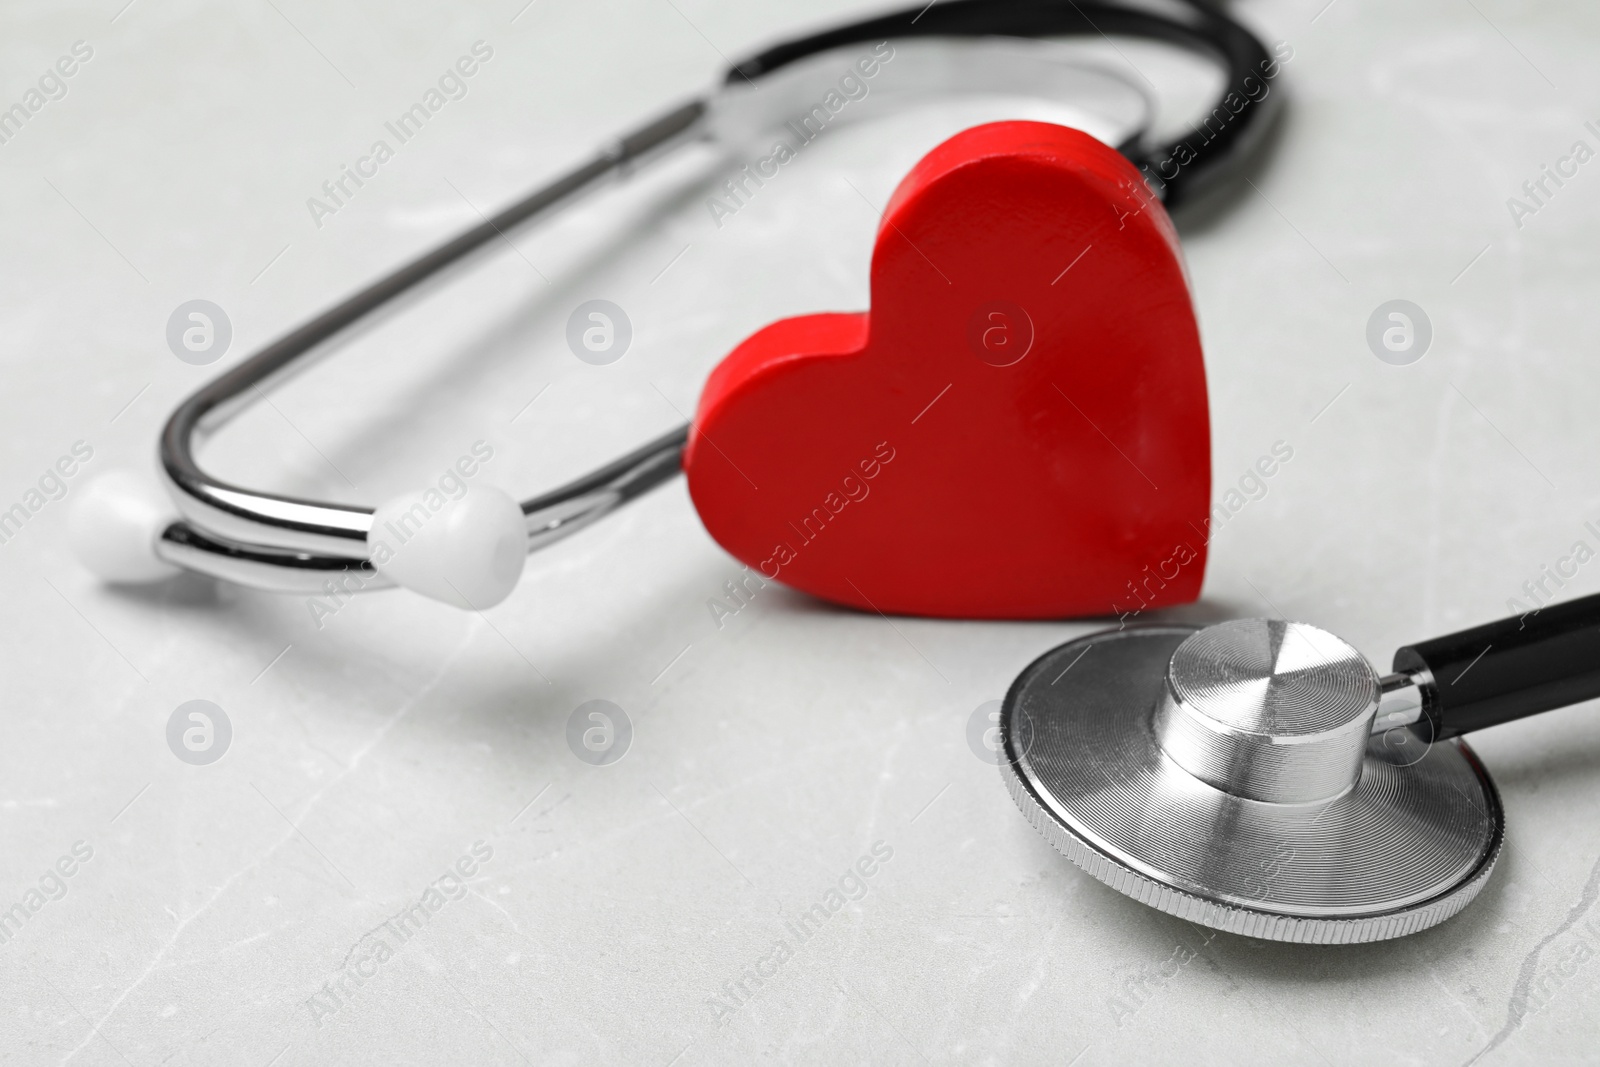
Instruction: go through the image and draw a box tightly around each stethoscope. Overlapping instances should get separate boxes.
[73,0,1600,944]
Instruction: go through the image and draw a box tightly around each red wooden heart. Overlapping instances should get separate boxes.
[685,121,1209,619]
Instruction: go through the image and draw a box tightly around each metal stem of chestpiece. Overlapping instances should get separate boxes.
[1372,669,1428,734]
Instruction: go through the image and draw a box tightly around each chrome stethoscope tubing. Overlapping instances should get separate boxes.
[152,0,1277,595]
[159,98,704,594]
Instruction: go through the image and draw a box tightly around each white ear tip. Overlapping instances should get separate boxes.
[68,471,183,584]
[370,484,527,610]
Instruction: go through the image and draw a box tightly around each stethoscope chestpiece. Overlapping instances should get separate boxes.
[999,620,1503,944]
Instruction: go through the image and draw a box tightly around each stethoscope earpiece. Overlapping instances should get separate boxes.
[368,485,527,610]
[67,471,182,585]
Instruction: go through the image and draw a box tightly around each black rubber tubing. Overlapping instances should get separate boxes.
[1394,593,1600,740]
[725,0,1281,209]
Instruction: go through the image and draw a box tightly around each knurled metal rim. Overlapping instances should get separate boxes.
[1002,748,1503,943]
[998,627,1506,945]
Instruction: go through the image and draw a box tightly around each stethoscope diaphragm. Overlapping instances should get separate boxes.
[999,622,1504,944]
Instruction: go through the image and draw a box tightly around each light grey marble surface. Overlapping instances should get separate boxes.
[3,1,1600,1064]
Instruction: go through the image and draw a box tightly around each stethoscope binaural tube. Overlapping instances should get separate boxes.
[999,592,1600,943]
[70,0,1279,601]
